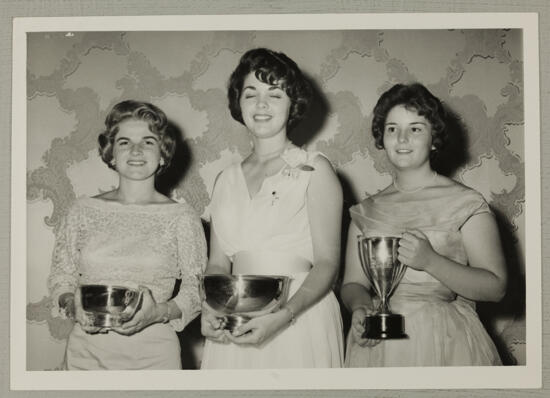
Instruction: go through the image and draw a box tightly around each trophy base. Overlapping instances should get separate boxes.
[220,314,251,332]
[363,313,408,339]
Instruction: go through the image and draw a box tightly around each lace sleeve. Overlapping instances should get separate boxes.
[170,206,207,331]
[47,202,81,315]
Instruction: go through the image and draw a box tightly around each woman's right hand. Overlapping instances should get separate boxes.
[200,301,228,343]
[351,307,381,347]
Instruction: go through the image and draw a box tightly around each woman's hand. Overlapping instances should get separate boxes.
[111,286,161,336]
[200,301,228,343]
[350,307,381,348]
[58,292,76,320]
[398,230,438,272]
[225,309,291,346]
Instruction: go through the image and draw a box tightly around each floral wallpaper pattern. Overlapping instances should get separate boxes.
[26,29,525,369]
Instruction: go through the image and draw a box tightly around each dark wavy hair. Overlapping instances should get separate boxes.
[98,100,176,175]
[227,48,312,130]
[371,83,448,157]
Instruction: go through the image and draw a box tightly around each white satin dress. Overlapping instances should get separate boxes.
[201,148,344,369]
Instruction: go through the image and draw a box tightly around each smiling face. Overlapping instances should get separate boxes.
[112,119,162,182]
[239,72,292,139]
[383,105,433,171]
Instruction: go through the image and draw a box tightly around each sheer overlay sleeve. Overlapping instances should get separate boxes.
[458,190,493,230]
[170,206,207,331]
[47,202,81,315]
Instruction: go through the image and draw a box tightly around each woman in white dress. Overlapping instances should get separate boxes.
[200,48,344,368]
[48,100,207,369]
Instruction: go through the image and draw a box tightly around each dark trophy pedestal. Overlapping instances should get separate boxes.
[358,236,409,340]
[363,313,407,340]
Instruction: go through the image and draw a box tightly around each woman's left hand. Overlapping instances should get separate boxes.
[111,286,161,336]
[398,230,438,272]
[224,310,290,346]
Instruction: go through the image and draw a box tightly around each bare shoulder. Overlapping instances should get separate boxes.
[310,153,336,176]
[308,153,342,200]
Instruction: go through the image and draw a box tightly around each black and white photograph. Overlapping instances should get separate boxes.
[9,12,541,391]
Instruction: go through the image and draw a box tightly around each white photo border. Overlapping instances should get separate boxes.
[11,13,541,390]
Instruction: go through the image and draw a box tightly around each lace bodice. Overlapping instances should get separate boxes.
[47,197,207,331]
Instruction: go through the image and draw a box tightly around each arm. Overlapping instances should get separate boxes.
[227,155,343,344]
[200,224,232,342]
[47,203,104,333]
[201,172,232,341]
[284,155,342,315]
[205,226,232,274]
[340,222,374,313]
[47,204,80,318]
[399,213,507,302]
[169,210,208,329]
[205,170,232,275]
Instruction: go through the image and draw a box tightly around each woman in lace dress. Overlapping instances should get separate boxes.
[341,83,506,367]
[48,100,207,370]
[200,48,344,368]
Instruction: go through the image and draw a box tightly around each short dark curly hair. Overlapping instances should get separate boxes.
[227,48,312,130]
[371,83,448,157]
[98,100,176,175]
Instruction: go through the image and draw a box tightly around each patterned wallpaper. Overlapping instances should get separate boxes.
[26,30,525,369]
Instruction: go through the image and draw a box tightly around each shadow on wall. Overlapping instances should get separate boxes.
[478,208,526,365]
[289,73,331,147]
[156,121,192,196]
[431,105,470,177]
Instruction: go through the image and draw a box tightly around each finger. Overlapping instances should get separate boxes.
[121,315,141,329]
[398,244,416,256]
[366,339,382,347]
[208,316,223,329]
[352,330,368,346]
[397,253,411,265]
[111,325,137,335]
[398,238,415,250]
[232,320,256,337]
[204,327,225,338]
[227,331,259,345]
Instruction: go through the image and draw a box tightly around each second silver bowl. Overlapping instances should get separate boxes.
[199,274,291,331]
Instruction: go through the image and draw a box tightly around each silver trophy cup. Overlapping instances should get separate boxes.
[79,284,143,328]
[199,274,291,332]
[357,236,408,339]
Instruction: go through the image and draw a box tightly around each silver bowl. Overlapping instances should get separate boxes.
[199,274,291,331]
[79,284,143,328]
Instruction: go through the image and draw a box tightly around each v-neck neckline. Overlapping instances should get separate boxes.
[238,161,287,201]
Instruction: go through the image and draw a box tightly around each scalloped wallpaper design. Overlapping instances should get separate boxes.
[26,30,525,369]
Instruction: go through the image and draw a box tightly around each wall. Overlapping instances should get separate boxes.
[26,29,525,369]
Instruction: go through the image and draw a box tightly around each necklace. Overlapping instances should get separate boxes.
[393,171,438,194]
